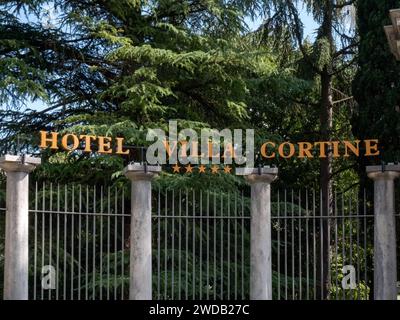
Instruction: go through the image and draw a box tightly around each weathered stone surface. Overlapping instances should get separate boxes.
[367,165,400,300]
[0,155,41,300]
[124,164,160,300]
[244,167,278,300]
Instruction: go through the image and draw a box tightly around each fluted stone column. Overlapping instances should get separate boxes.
[123,163,161,300]
[237,166,278,300]
[367,164,400,300]
[0,155,41,300]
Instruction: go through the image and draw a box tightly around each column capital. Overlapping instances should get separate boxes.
[366,164,400,181]
[0,154,41,173]
[123,163,162,181]
[236,166,278,184]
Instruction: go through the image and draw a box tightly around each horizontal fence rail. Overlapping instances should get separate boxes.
[153,189,250,300]
[29,183,129,300]
[0,181,400,300]
[271,189,374,300]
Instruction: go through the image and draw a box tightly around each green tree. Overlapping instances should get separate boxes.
[353,0,400,177]
[255,0,358,298]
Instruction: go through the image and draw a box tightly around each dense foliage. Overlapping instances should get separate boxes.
[0,0,398,300]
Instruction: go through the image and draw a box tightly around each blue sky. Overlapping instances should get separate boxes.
[247,5,318,38]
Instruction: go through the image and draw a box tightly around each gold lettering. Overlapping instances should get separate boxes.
[115,137,129,155]
[364,139,380,156]
[163,140,179,157]
[314,142,331,158]
[79,135,96,152]
[331,141,340,158]
[261,142,276,159]
[39,131,58,150]
[61,134,79,151]
[98,136,112,154]
[298,142,313,158]
[343,140,360,157]
[278,142,295,159]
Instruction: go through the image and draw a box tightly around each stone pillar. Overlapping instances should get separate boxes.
[0,155,41,300]
[367,164,400,300]
[123,163,161,300]
[237,166,279,300]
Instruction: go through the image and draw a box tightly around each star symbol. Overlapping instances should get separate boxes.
[198,164,206,173]
[172,164,180,173]
[185,164,194,173]
[224,165,232,174]
[211,165,219,174]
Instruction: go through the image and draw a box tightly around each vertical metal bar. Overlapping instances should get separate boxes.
[335,190,338,300]
[227,192,230,299]
[92,185,96,299]
[107,187,111,300]
[356,191,361,300]
[63,185,67,300]
[165,189,168,299]
[298,190,302,300]
[114,187,118,300]
[214,191,217,300]
[178,189,182,300]
[220,191,224,300]
[363,189,368,299]
[241,192,245,300]
[172,189,175,300]
[157,188,161,299]
[234,192,238,300]
[313,189,316,300]
[284,189,288,300]
[49,183,53,300]
[78,185,82,300]
[185,189,189,300]
[85,186,89,300]
[56,184,60,300]
[99,186,103,299]
[291,189,295,299]
[349,192,353,300]
[277,189,281,300]
[199,190,203,300]
[71,185,75,300]
[121,188,125,300]
[341,191,345,300]
[305,189,309,300]
[192,190,196,300]
[33,181,38,300]
[206,190,210,300]
[319,189,323,300]
[41,182,45,300]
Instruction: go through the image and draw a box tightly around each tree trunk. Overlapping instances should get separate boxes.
[319,69,333,299]
[316,0,334,300]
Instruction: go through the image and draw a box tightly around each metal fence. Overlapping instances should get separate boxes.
[153,189,250,300]
[29,183,129,300]
[271,189,374,300]
[0,181,399,300]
